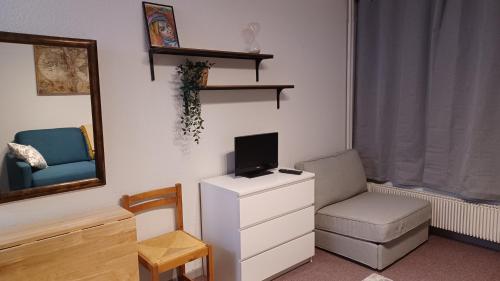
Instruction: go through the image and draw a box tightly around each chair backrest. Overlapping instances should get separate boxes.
[121,183,184,230]
[295,149,367,212]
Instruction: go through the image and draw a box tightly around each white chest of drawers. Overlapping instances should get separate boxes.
[201,169,315,281]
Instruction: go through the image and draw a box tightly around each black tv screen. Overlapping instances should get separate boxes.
[235,132,278,178]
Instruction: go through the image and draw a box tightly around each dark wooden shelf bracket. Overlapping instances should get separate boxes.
[149,50,155,81]
[276,87,285,109]
[255,59,262,82]
[275,86,294,109]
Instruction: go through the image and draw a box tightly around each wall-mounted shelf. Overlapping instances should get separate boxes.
[200,85,294,109]
[148,47,274,81]
[147,47,294,109]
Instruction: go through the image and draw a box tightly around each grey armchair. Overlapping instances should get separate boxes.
[296,149,431,270]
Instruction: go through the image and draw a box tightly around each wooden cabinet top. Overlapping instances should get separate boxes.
[0,206,133,250]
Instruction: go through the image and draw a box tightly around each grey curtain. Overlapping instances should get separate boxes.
[354,0,500,201]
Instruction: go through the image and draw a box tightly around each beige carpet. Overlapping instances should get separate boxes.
[194,235,499,281]
[273,235,500,281]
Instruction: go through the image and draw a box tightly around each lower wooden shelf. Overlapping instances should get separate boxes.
[200,85,294,109]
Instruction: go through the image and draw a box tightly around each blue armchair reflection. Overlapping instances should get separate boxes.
[6,127,95,190]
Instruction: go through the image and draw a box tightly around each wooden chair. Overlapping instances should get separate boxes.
[121,183,214,281]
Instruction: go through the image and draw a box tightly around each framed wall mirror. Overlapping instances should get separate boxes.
[0,31,105,203]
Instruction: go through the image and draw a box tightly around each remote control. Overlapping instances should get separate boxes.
[279,169,303,175]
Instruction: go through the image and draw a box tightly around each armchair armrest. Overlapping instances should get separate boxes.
[6,153,32,190]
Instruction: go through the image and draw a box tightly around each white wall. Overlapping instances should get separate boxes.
[0,43,93,189]
[0,0,348,279]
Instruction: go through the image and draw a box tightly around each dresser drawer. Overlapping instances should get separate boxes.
[239,179,314,228]
[240,206,314,260]
[241,232,315,281]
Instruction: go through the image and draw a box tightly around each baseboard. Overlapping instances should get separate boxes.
[430,227,500,251]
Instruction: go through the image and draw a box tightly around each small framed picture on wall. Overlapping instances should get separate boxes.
[142,1,180,48]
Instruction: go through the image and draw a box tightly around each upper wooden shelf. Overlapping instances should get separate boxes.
[148,47,274,81]
[150,47,273,60]
[200,84,294,109]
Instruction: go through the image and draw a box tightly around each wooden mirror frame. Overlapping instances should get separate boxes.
[0,31,106,203]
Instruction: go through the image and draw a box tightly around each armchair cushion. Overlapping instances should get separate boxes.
[80,124,94,160]
[7,143,48,169]
[316,192,431,243]
[296,149,367,211]
[31,160,96,187]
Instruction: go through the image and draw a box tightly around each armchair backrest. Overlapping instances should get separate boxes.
[15,128,90,166]
[296,149,367,212]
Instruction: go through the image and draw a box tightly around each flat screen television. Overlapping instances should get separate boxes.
[235,132,278,178]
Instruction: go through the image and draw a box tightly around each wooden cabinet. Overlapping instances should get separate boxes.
[201,169,315,281]
[0,207,139,281]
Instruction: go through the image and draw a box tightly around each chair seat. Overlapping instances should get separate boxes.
[138,230,208,269]
[316,192,431,243]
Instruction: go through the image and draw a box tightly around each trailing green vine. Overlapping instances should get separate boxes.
[176,59,214,144]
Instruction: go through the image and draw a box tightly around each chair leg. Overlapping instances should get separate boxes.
[177,265,186,279]
[151,266,160,281]
[207,245,214,281]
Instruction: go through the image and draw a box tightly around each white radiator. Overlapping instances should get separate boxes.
[368,183,500,243]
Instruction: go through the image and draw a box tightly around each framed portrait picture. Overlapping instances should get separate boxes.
[34,45,90,96]
[143,2,180,48]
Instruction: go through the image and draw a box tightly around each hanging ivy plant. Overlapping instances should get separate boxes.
[176,59,214,144]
